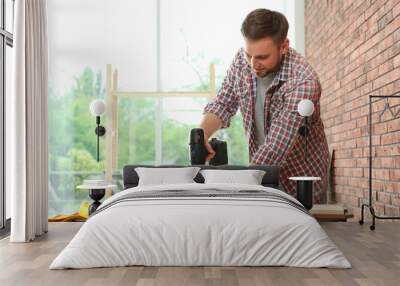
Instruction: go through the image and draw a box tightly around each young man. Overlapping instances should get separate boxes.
[199,9,329,203]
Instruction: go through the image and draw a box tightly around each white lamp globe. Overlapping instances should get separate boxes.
[90,99,106,116]
[297,99,315,117]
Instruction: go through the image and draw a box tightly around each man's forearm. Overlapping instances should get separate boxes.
[199,113,223,138]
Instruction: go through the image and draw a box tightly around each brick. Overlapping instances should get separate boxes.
[380,157,397,168]
[349,177,369,188]
[367,67,380,82]
[355,158,368,167]
[355,74,367,87]
[393,53,400,68]
[352,148,364,158]
[374,202,385,215]
[378,59,394,74]
[385,205,400,216]
[384,145,400,156]
[334,176,348,186]
[372,180,385,192]
[378,11,393,31]
[372,158,381,168]
[381,131,400,144]
[339,194,361,208]
[383,182,400,193]
[390,169,400,180]
[373,169,391,180]
[365,1,381,20]
[335,158,357,168]
[378,191,392,204]
[356,116,368,127]
[388,119,400,132]
[373,67,400,89]
[335,149,352,159]
[372,100,386,113]
[353,167,364,177]
[392,195,400,206]
[393,2,400,18]
[384,14,400,37]
[373,122,387,135]
[379,82,397,95]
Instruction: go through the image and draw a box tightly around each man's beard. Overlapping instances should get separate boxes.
[255,54,284,78]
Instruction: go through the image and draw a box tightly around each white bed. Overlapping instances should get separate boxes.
[50,183,351,269]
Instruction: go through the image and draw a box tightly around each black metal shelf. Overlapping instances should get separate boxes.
[359,95,400,230]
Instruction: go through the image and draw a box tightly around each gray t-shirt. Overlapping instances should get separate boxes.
[254,73,276,145]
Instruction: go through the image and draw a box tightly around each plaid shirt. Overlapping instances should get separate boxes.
[204,47,329,203]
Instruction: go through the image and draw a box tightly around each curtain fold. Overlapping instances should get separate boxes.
[9,0,48,242]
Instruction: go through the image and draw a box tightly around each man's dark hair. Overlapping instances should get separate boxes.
[241,9,289,43]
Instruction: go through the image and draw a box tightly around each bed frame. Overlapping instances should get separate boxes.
[123,165,282,190]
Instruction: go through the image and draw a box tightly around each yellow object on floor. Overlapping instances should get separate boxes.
[48,201,89,222]
[79,201,89,218]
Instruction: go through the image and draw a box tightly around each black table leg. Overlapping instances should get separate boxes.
[296,180,313,210]
[88,188,105,215]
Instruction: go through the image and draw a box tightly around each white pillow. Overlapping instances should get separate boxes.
[200,169,266,185]
[135,167,201,186]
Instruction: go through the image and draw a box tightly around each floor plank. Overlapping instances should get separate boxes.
[0,222,399,286]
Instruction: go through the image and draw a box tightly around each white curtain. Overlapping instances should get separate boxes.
[8,0,48,242]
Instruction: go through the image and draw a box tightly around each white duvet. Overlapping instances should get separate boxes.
[50,183,351,269]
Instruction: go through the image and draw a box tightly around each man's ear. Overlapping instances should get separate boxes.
[280,38,289,55]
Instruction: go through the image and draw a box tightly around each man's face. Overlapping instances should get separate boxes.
[244,37,289,78]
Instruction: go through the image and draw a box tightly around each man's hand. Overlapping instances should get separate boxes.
[199,113,223,162]
[204,135,216,162]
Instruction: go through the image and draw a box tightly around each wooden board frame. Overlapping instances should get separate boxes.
[105,64,216,181]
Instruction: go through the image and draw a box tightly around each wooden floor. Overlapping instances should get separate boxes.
[0,222,399,286]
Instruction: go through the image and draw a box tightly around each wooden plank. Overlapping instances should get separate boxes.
[112,69,119,172]
[114,91,212,97]
[105,64,113,185]
[209,63,216,99]
[313,213,354,221]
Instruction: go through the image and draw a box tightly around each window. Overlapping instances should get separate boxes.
[5,0,13,33]
[48,0,304,216]
[5,44,11,220]
[1,0,14,233]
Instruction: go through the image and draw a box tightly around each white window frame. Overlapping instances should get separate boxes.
[0,0,14,231]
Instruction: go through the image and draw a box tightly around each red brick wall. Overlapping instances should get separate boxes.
[305,0,400,218]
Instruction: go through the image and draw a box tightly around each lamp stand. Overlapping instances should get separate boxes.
[293,116,317,210]
[296,180,313,210]
[88,188,106,215]
[304,117,308,166]
[94,116,106,162]
[299,117,309,169]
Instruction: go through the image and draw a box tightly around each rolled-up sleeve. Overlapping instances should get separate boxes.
[252,79,321,165]
[203,54,240,128]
